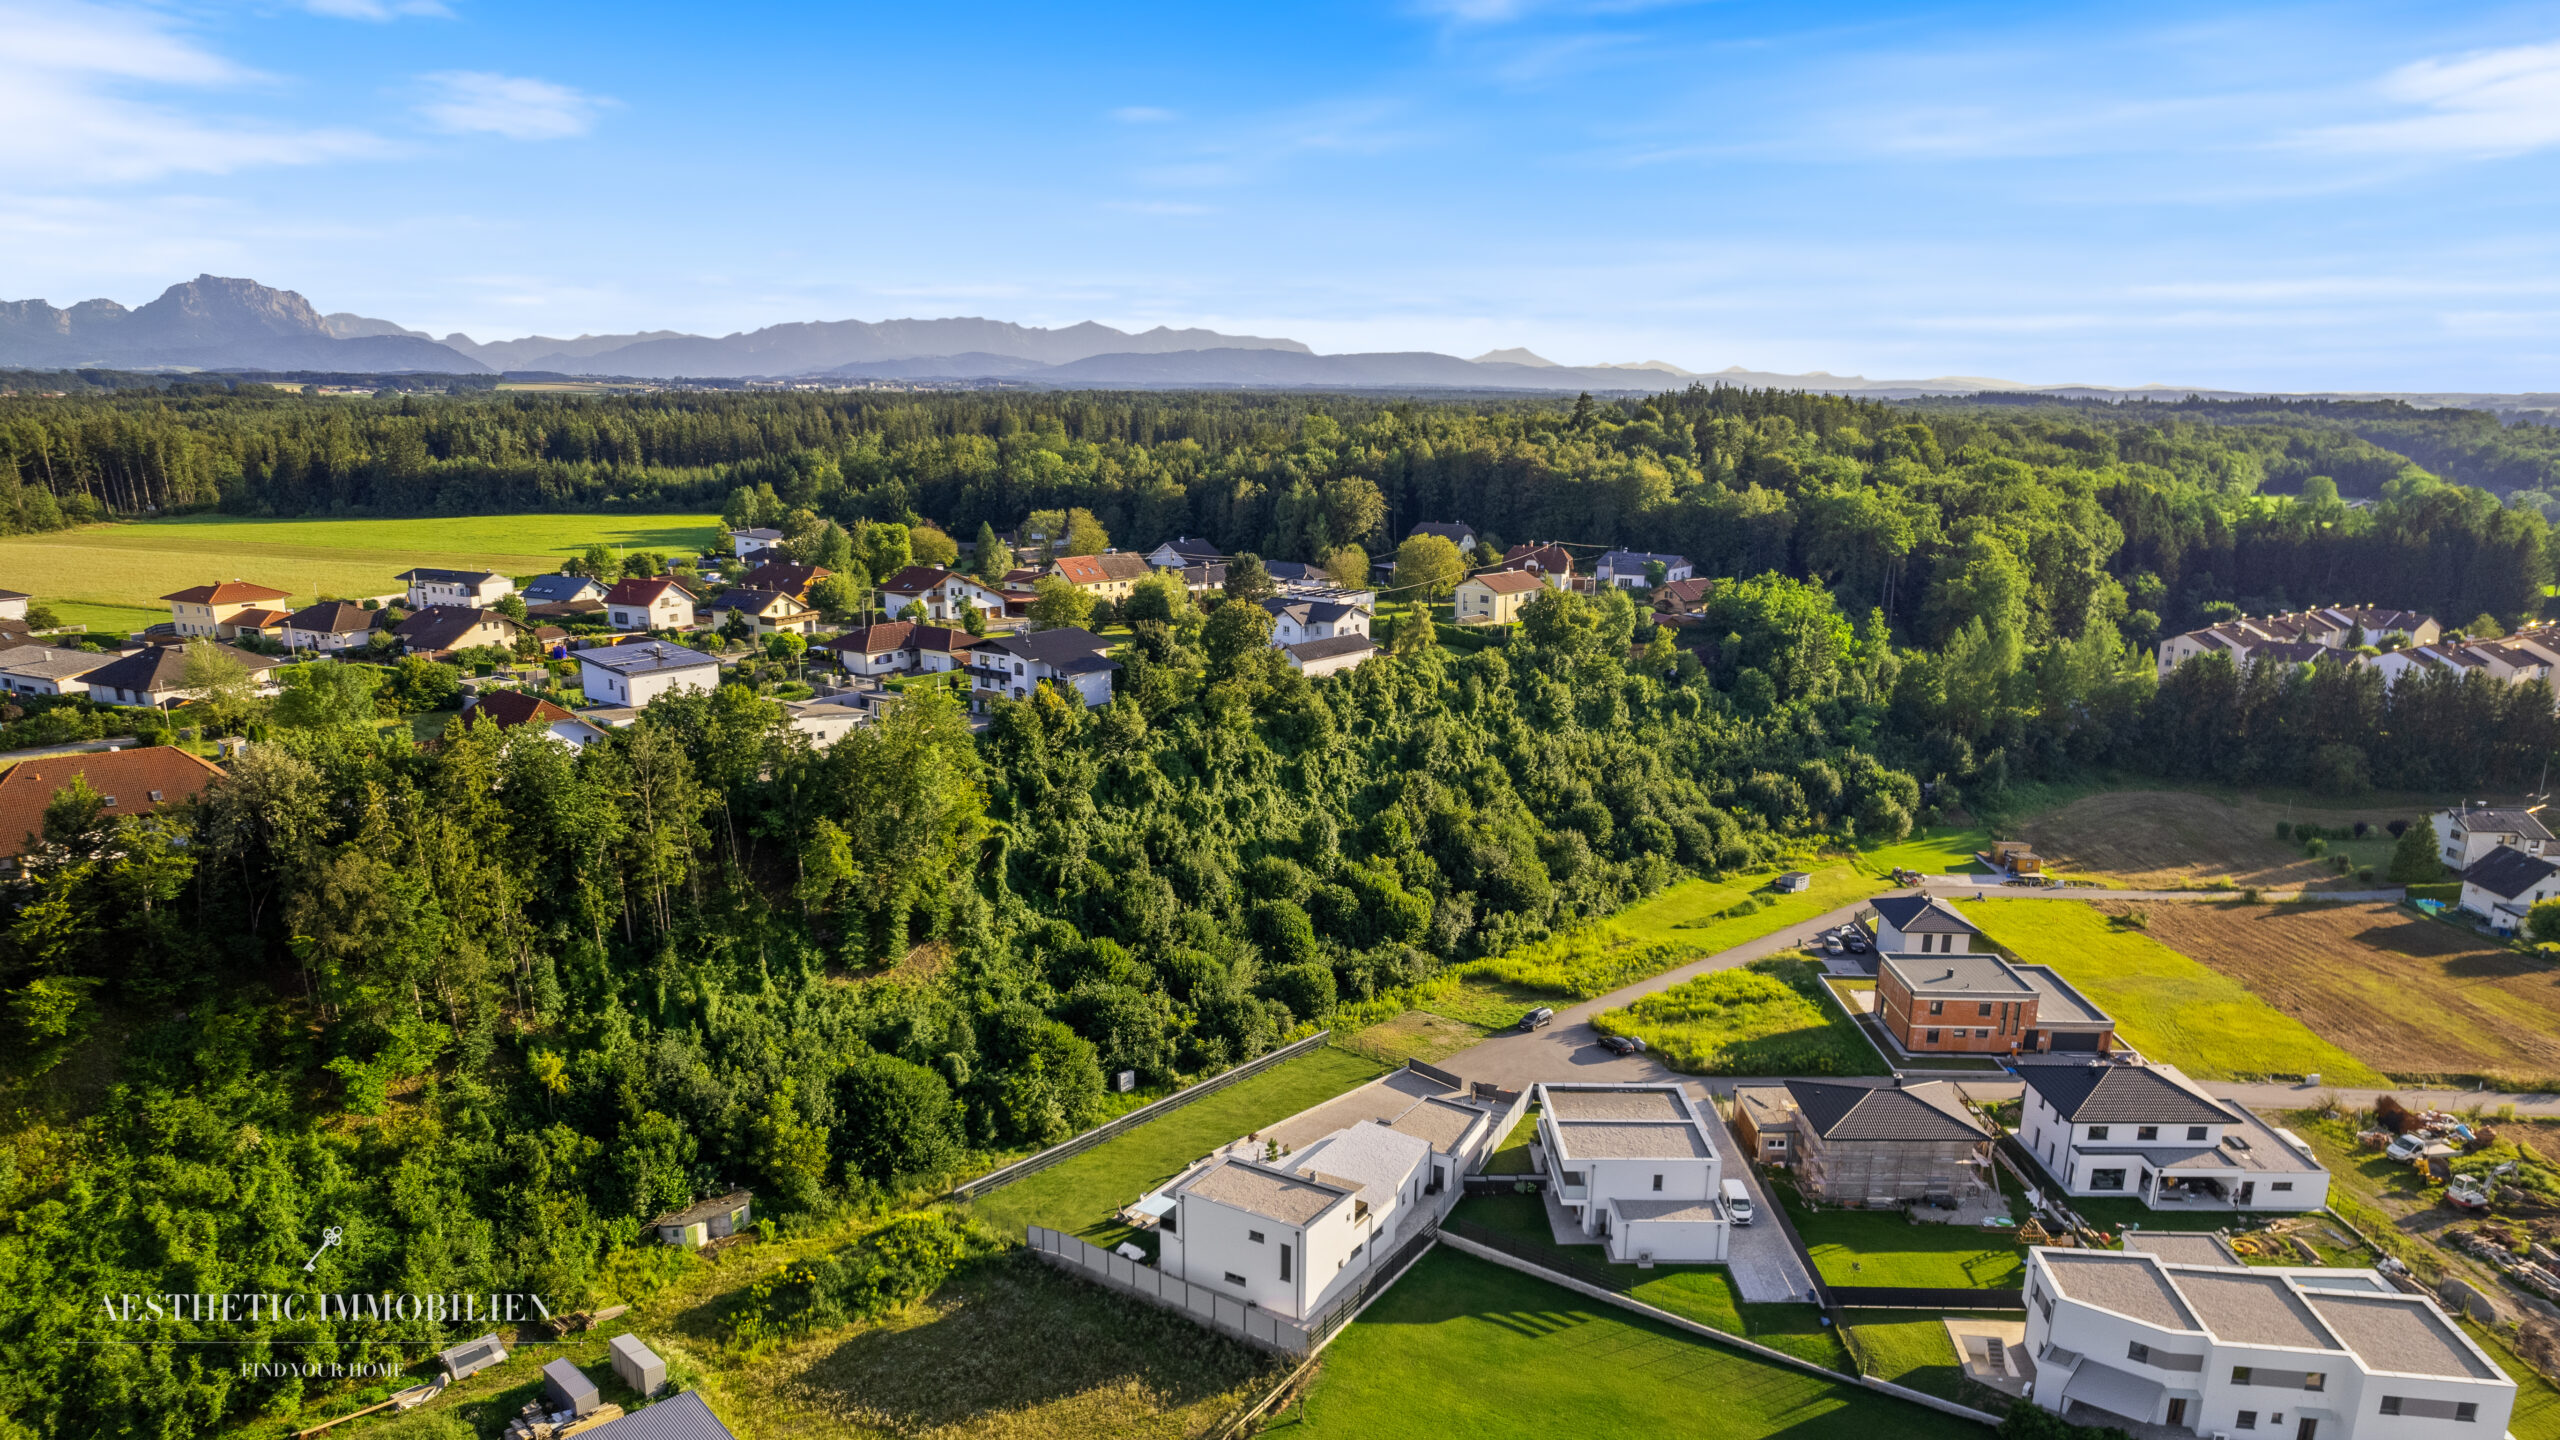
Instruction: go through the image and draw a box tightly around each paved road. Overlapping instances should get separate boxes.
[0,737,150,763]
[1919,879,2409,904]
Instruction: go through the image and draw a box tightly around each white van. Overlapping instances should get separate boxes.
[1722,1178,1755,1225]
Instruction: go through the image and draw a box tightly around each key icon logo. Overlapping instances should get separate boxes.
[304,1225,343,1272]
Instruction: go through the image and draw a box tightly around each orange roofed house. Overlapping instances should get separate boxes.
[1049,552,1151,603]
[164,581,293,639]
[0,747,226,862]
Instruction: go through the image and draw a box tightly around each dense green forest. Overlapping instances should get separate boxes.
[8,386,2560,1438]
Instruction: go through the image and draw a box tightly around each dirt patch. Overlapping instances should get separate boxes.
[2117,901,2560,1086]
[2021,791,2419,889]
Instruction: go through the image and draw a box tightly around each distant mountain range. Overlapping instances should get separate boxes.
[5,275,2548,409]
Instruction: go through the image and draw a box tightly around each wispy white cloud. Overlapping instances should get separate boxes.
[0,1,380,181]
[1110,105,1176,124]
[416,72,614,140]
[2303,40,2560,158]
[301,0,451,19]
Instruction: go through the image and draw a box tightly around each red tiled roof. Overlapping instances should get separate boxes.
[162,581,291,605]
[0,747,225,859]
[822,622,914,654]
[465,690,578,729]
[1499,543,1574,575]
[879,565,953,595]
[738,561,829,596]
[1467,570,1547,595]
[602,577,693,606]
[228,608,292,628]
[1053,553,1150,586]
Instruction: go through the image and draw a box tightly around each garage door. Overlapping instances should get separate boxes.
[2048,1030,2104,1052]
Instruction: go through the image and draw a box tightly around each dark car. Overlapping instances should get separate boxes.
[1598,1033,1648,1055]
[1520,1006,1555,1031]
[1844,933,1870,953]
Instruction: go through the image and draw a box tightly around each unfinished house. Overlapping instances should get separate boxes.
[1758,1079,1997,1210]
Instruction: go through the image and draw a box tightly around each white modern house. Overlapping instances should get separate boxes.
[1593,550,1693,589]
[969,627,1118,708]
[397,568,515,610]
[2434,803,2554,869]
[1157,1124,1433,1323]
[2018,1064,2328,1212]
[1263,596,1371,647]
[2024,1247,2513,1438]
[730,527,786,559]
[1868,893,1986,954]
[2458,845,2560,933]
[577,640,720,708]
[1537,1083,1729,1263]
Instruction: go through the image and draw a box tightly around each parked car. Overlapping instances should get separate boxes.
[1598,1033,1648,1055]
[1722,1178,1756,1225]
[2385,1132,2428,1162]
[1520,1006,1554,1031]
[1844,932,1869,953]
[1823,936,1843,955]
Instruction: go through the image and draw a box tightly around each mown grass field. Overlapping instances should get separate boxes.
[1285,1248,1976,1439]
[1790,1209,2024,1290]
[2121,900,2560,1088]
[0,514,718,619]
[1593,958,1888,1076]
[960,1047,1385,1249]
[1966,899,2387,1084]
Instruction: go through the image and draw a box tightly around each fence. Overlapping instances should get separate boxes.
[1404,1057,1464,1089]
[1828,1284,2023,1311]
[948,1030,1332,1201]
[1026,1215,1440,1359]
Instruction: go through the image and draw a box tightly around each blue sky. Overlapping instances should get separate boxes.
[5,0,2560,389]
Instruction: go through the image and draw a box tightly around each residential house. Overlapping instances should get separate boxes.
[281,600,376,655]
[0,589,28,621]
[2365,643,2486,691]
[1651,576,1715,618]
[1495,542,1575,589]
[2467,641,2557,691]
[1453,570,1545,626]
[783,696,872,749]
[2458,845,2560,933]
[1262,596,1371,646]
[1878,952,2117,1056]
[603,577,697,632]
[909,625,988,674]
[737,559,829,602]
[1050,552,1152,604]
[578,640,720,708]
[1406,521,1479,555]
[1177,562,1229,596]
[821,622,919,678]
[1145,536,1223,569]
[2159,606,2443,677]
[0,645,113,698]
[1537,1083,1730,1263]
[80,643,286,708]
[729,527,786,557]
[526,599,606,625]
[2022,1247,2512,1438]
[1594,550,1692,589]
[879,566,1011,623]
[521,574,608,607]
[397,568,514,610]
[1265,560,1326,589]
[393,606,525,658]
[652,1189,752,1248]
[2434,802,2554,869]
[162,581,293,639]
[0,746,226,862]
[460,690,608,748]
[225,606,292,643]
[968,627,1118,707]
[2017,1063,2329,1211]
[1282,635,1378,678]
[700,588,816,637]
[1869,893,1986,954]
[1733,1080,1994,1207]
[1156,1127,1429,1324]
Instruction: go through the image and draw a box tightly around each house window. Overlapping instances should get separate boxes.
[1249,1230,1265,1244]
[1767,1137,1787,1151]
[1928,1000,1944,1016]
[1925,1029,1940,1044]
[1652,1174,1664,1191]
[2304,1373,2325,1391]
[2087,1126,2110,1141]
[2236,1411,2257,1430]
[101,796,117,807]
[2272,1181,2294,1192]
[2137,1126,2159,1140]
[2232,1367,2253,1385]
[2380,1398,2402,1416]
[2187,1126,2208,1141]
[1223,1272,1247,1287]
[1280,1243,1292,1281]
[148,790,163,802]
[1348,1243,1363,1261]
[2089,1168,2127,1191]
[1562,1171,1584,1187]
[2128,1342,2152,1364]
[1977,1003,1993,1017]
[2458,1402,2479,1422]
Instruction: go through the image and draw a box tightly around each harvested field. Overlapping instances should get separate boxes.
[2122,900,2560,1088]
[2018,790,2430,890]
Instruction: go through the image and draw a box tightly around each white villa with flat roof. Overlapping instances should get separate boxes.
[2025,1247,2513,1438]
[1537,1083,1730,1263]
[1157,1122,1432,1323]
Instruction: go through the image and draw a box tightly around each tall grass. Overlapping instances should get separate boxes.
[1460,925,1701,999]
[1591,958,1886,1075]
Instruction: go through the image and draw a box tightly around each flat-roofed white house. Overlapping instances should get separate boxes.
[2018,1064,2328,1213]
[1537,1083,1729,1263]
[398,568,515,610]
[1158,1122,1432,1323]
[2024,1247,2513,1438]
[577,640,720,708]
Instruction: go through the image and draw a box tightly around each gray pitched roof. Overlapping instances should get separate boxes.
[1285,636,1376,664]
[1869,893,1982,934]
[2453,807,2555,842]
[986,626,1111,666]
[82,642,280,693]
[2018,1064,2233,1126]
[523,574,605,604]
[397,567,503,584]
[2464,843,2560,901]
[1783,1080,1989,1143]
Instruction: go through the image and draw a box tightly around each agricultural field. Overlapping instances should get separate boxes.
[0,513,717,623]
[2015,789,2434,890]
[1592,958,1887,1076]
[1290,1249,1977,1439]
[2125,901,2560,1089]
[1966,899,2386,1085]
[961,1046,1385,1252]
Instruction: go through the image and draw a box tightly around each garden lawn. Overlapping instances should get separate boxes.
[1285,1249,1977,1439]
[2464,1318,2560,1440]
[1841,1311,2009,1405]
[1855,825,1994,877]
[1790,1208,2025,1290]
[961,1047,1385,1247]
[1484,1106,1540,1175]
[1594,958,1888,1076]
[1965,899,2386,1084]
[0,513,716,615]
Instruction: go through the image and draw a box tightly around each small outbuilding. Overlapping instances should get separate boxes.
[541,1357,601,1417]
[652,1188,753,1248]
[1775,871,1811,894]
[440,1333,507,1382]
[608,1333,667,1398]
